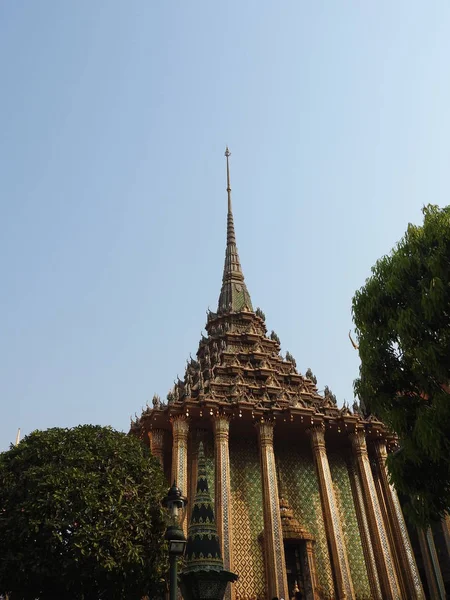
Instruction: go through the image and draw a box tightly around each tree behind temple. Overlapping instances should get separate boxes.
[0,425,167,600]
[352,204,450,525]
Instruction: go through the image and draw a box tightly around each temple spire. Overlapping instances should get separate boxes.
[217,148,253,313]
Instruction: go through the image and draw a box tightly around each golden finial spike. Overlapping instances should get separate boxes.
[15,428,21,446]
[225,147,232,212]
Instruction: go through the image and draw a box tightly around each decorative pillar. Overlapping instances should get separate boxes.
[373,440,424,599]
[256,420,289,600]
[308,424,354,600]
[213,415,234,600]
[347,457,383,600]
[170,415,189,535]
[349,429,401,599]
[303,540,319,600]
[417,528,446,600]
[148,429,165,469]
[442,514,450,557]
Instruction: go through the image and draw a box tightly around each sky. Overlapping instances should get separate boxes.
[1,1,450,450]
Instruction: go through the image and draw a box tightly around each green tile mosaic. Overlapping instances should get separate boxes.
[230,437,266,600]
[276,445,335,600]
[328,453,371,600]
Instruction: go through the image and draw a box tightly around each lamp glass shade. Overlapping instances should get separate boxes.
[169,540,187,555]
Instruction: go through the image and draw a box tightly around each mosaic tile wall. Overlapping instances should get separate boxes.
[230,437,266,600]
[328,454,371,600]
[276,445,335,600]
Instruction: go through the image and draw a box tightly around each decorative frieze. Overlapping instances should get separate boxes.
[256,420,288,600]
[308,423,354,600]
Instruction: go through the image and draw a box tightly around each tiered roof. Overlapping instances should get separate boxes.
[132,150,390,439]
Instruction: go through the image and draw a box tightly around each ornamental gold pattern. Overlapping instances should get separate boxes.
[276,446,334,598]
[230,438,266,600]
[309,425,354,599]
[350,429,402,599]
[347,457,383,600]
[328,454,371,600]
[373,440,424,599]
[256,421,288,600]
[131,153,430,600]
[213,415,234,600]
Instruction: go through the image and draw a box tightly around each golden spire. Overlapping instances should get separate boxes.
[224,147,236,247]
[217,147,253,313]
[225,146,232,214]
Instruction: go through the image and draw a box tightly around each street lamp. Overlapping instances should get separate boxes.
[162,482,187,600]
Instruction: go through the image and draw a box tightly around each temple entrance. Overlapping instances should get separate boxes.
[280,497,318,600]
[284,541,309,600]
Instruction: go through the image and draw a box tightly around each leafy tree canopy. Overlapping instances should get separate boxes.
[352,204,450,526]
[0,425,167,600]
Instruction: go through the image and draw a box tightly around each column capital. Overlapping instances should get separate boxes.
[349,427,368,454]
[212,414,231,437]
[170,415,189,438]
[307,422,326,449]
[373,438,388,462]
[255,419,274,446]
[150,428,165,446]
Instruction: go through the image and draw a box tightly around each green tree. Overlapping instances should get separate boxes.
[0,425,167,600]
[352,205,450,526]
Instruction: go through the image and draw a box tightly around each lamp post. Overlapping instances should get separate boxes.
[162,482,187,600]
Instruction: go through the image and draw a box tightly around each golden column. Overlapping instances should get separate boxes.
[304,539,320,599]
[347,458,383,600]
[148,429,165,469]
[349,429,401,599]
[256,420,289,600]
[373,440,424,599]
[417,528,446,600]
[308,423,354,600]
[170,415,189,535]
[442,514,450,557]
[213,415,234,600]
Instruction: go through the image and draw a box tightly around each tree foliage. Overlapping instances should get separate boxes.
[0,425,167,599]
[352,205,450,525]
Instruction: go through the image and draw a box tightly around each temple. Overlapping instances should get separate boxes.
[131,150,439,599]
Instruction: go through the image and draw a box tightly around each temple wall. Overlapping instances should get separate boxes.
[276,444,334,600]
[328,453,371,600]
[230,437,266,600]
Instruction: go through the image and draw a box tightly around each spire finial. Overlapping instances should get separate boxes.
[217,147,253,313]
[225,146,232,213]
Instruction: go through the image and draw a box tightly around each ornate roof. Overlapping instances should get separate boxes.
[132,150,378,432]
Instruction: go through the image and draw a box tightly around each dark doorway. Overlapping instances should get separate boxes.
[284,542,308,600]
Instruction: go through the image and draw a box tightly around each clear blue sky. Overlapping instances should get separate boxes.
[1,1,449,450]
